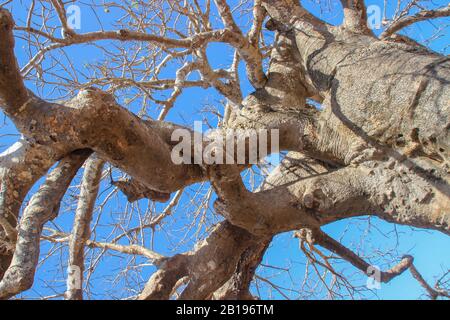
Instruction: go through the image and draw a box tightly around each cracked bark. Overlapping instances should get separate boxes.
[0,140,59,279]
[0,150,90,299]
[139,221,261,300]
[212,239,270,300]
[65,155,104,300]
[0,1,449,299]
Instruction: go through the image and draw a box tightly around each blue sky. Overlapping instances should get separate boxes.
[1,0,449,299]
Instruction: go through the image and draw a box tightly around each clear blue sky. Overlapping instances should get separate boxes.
[1,0,449,300]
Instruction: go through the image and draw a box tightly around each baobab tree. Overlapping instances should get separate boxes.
[0,0,449,300]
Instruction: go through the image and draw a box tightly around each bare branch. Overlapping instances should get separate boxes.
[138,254,188,300]
[213,0,242,34]
[295,228,450,299]
[249,0,266,47]
[65,155,104,300]
[409,264,450,300]
[43,229,164,262]
[0,150,90,299]
[381,5,450,39]
[112,179,170,203]
[0,139,59,280]
[0,9,29,115]
[0,2,448,300]
[139,221,264,300]
[49,0,75,38]
[295,228,412,283]
[212,0,267,88]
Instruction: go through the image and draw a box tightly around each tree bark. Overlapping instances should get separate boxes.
[0,1,448,299]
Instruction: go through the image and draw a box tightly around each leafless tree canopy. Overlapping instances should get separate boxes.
[0,0,449,300]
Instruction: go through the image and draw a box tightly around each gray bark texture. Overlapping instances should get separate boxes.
[0,0,448,300]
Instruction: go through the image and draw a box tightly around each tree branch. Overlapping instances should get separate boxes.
[43,229,164,262]
[211,0,267,88]
[340,0,372,34]
[138,254,188,300]
[409,263,450,300]
[261,0,329,32]
[0,139,59,280]
[0,8,29,115]
[381,5,450,39]
[213,0,242,34]
[49,0,75,38]
[112,179,170,203]
[0,150,90,299]
[213,238,271,300]
[210,162,369,236]
[295,228,450,299]
[65,155,104,300]
[295,228,412,283]
[139,221,262,300]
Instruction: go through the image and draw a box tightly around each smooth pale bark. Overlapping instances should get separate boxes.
[65,155,104,300]
[0,2,448,299]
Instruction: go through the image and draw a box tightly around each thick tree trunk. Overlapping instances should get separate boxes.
[0,1,448,299]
